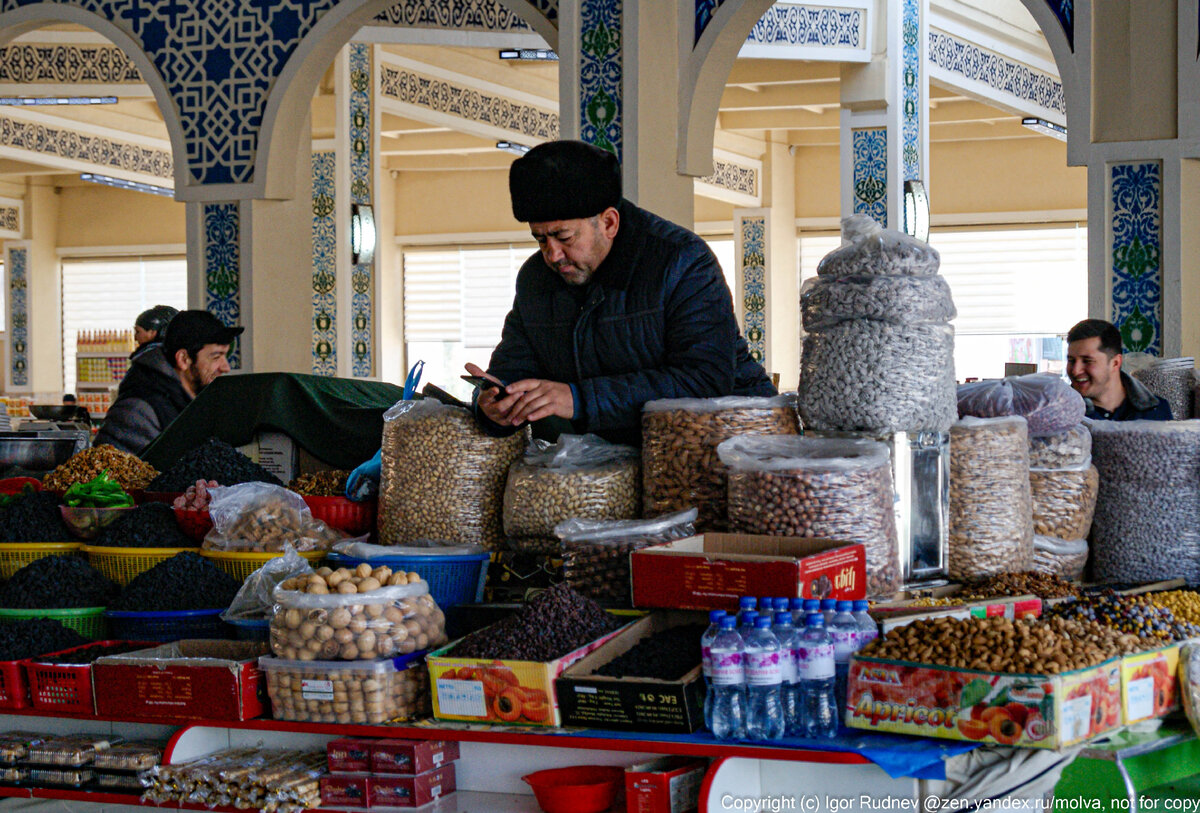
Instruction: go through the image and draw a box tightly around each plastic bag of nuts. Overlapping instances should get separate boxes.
[641,395,800,531]
[203,482,349,552]
[800,273,956,332]
[260,652,429,725]
[270,564,447,660]
[1028,424,1091,469]
[949,417,1034,581]
[718,436,901,596]
[554,508,697,605]
[378,400,527,549]
[815,214,941,278]
[956,374,1085,436]
[1032,535,1089,581]
[503,434,641,542]
[1030,463,1099,541]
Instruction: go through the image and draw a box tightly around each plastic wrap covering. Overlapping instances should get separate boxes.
[1028,424,1092,469]
[0,732,43,763]
[718,436,900,596]
[816,214,941,278]
[378,400,527,549]
[800,273,956,331]
[641,395,800,530]
[1131,357,1196,420]
[948,417,1034,580]
[503,434,640,540]
[1030,463,1099,541]
[222,546,316,621]
[27,735,122,767]
[92,741,164,771]
[1088,420,1200,584]
[145,746,325,812]
[555,508,697,605]
[203,483,346,552]
[270,576,446,661]
[1031,535,1088,581]
[262,654,429,724]
[1183,642,1200,739]
[956,374,1085,437]
[798,322,958,433]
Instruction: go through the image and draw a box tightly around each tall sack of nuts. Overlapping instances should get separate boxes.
[948,416,1034,580]
[1088,420,1200,584]
[378,400,527,549]
[957,373,1085,435]
[798,214,957,434]
[1028,460,1098,580]
[717,436,900,596]
[502,434,641,547]
[641,395,800,531]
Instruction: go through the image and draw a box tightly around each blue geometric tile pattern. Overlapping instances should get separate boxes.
[901,0,920,183]
[7,246,27,388]
[852,127,887,227]
[312,151,336,376]
[0,44,141,82]
[746,5,863,48]
[695,0,729,46]
[372,0,533,30]
[580,0,621,161]
[349,43,372,378]
[928,31,1065,115]
[740,215,766,365]
[1043,0,1073,51]
[1110,162,1162,355]
[203,202,241,369]
[0,115,172,179]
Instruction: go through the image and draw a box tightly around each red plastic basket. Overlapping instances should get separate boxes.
[0,659,30,710]
[303,495,376,536]
[137,490,183,505]
[173,507,213,542]
[0,477,41,496]
[23,640,153,714]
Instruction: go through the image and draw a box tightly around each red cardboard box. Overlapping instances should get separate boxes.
[368,764,456,808]
[91,640,267,722]
[631,533,866,611]
[625,756,707,813]
[370,739,460,775]
[320,773,371,807]
[328,738,374,773]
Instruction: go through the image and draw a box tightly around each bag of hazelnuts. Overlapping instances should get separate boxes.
[269,564,448,661]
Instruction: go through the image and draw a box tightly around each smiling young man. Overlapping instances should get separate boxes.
[467,139,775,445]
[1065,319,1171,421]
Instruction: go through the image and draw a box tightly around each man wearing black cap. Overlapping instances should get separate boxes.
[132,304,179,361]
[466,139,775,445]
[95,310,243,455]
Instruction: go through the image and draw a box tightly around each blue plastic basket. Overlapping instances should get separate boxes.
[325,551,489,609]
[225,617,271,642]
[103,608,230,643]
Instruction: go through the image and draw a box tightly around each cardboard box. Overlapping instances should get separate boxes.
[630,534,865,611]
[427,623,631,727]
[327,738,373,773]
[558,612,706,734]
[92,640,268,721]
[238,431,299,484]
[320,773,371,808]
[370,740,460,775]
[367,764,457,808]
[484,552,563,603]
[625,756,707,813]
[845,654,1122,749]
[1120,643,1181,724]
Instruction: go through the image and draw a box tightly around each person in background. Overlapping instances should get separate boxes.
[466,139,775,446]
[94,310,243,455]
[132,305,179,361]
[62,393,77,405]
[1066,319,1171,421]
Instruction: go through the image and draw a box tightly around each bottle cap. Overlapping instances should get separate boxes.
[836,600,853,612]
[755,616,772,629]
[741,611,759,625]
[758,597,773,610]
[804,599,820,612]
[739,597,756,610]
[773,598,789,611]
[820,599,836,610]
[805,613,825,628]
[853,600,869,611]
[710,610,727,623]
[774,612,792,626]
[720,616,737,629]
[790,598,805,610]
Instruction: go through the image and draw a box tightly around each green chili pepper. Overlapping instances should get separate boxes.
[63,470,132,508]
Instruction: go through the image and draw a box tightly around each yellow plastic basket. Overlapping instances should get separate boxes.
[0,543,83,579]
[0,607,107,639]
[200,549,326,582]
[81,546,193,586]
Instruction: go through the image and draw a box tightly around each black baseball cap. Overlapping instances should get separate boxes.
[162,310,244,358]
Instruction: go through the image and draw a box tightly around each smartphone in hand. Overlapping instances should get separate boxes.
[461,374,509,399]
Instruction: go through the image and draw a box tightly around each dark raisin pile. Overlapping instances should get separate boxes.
[147,438,281,491]
[109,551,241,612]
[0,490,70,542]
[0,556,117,609]
[0,619,89,661]
[594,624,705,680]
[93,503,196,548]
[452,583,622,662]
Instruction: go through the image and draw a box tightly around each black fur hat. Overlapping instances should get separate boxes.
[509,140,621,222]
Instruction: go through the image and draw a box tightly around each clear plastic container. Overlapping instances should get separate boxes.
[260,653,429,725]
[26,735,121,767]
[0,732,44,764]
[92,740,164,771]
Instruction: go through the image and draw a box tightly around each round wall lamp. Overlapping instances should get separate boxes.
[351,203,376,266]
[903,180,930,243]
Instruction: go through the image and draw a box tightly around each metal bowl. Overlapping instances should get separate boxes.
[30,405,91,424]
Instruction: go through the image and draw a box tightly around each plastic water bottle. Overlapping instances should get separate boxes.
[737,597,756,627]
[820,598,837,627]
[758,597,774,616]
[772,598,789,615]
[707,616,746,741]
[789,598,805,626]
[701,610,726,731]
[739,610,759,637]
[743,616,785,741]
[797,613,837,738]
[829,600,859,710]
[772,611,800,736]
[852,600,877,649]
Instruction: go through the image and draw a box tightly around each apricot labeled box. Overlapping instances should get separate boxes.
[427,622,631,727]
[630,534,865,611]
[845,654,1122,749]
[1121,643,1181,724]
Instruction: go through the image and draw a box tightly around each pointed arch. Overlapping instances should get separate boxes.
[1019,0,1089,167]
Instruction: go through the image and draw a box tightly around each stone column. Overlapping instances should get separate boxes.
[22,182,62,395]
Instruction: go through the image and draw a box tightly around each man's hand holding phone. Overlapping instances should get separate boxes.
[464,363,575,426]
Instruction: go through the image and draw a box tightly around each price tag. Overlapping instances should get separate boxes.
[1062,694,1092,742]
[1127,676,1153,722]
[436,679,487,717]
[300,679,334,701]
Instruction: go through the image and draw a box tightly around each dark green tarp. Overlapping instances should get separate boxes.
[140,373,404,472]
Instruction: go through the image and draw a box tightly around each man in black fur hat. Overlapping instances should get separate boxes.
[466,139,775,446]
